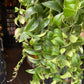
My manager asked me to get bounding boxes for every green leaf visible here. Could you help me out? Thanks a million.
[25,7,37,21]
[25,17,36,32]
[64,0,79,9]
[64,0,79,17]
[15,7,19,12]
[43,54,56,60]
[48,62,57,72]
[64,60,71,67]
[79,46,83,54]
[51,81,57,84]
[53,74,62,81]
[80,1,84,7]
[30,38,36,45]
[53,29,62,37]
[14,17,19,26]
[14,28,22,39]
[51,47,59,55]
[60,72,71,79]
[66,50,73,57]
[26,69,35,74]
[75,9,84,24]
[29,20,39,32]
[64,0,76,4]
[72,56,78,66]
[38,73,45,80]
[57,55,65,61]
[27,56,40,64]
[18,15,25,24]
[30,80,40,84]
[23,42,29,49]
[63,8,76,17]
[62,32,68,38]
[53,13,63,27]
[60,48,66,54]
[34,45,42,51]
[39,18,50,29]
[35,4,43,16]
[36,31,47,37]
[51,37,64,46]
[42,1,62,12]
[24,49,40,55]
[33,73,40,81]
[36,68,45,80]
[69,35,78,43]
[21,0,28,6]
[47,31,53,38]
[56,0,64,7]
[65,4,76,9]
[19,9,25,14]
[31,0,35,5]
[19,32,29,42]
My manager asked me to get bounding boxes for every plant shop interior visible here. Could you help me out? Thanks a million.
[1,0,84,84]
[0,0,32,84]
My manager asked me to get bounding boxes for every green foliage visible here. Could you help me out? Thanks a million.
[14,0,84,84]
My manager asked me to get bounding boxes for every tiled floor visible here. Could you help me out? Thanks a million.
[4,47,32,84]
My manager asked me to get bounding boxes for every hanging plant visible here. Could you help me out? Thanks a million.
[11,0,84,84]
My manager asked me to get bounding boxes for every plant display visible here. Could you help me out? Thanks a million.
[14,0,84,84]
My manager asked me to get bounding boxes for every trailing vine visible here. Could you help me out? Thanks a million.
[12,0,84,84]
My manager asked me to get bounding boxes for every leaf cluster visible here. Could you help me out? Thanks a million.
[14,0,84,84]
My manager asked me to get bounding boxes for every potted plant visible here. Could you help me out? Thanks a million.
[13,0,84,84]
